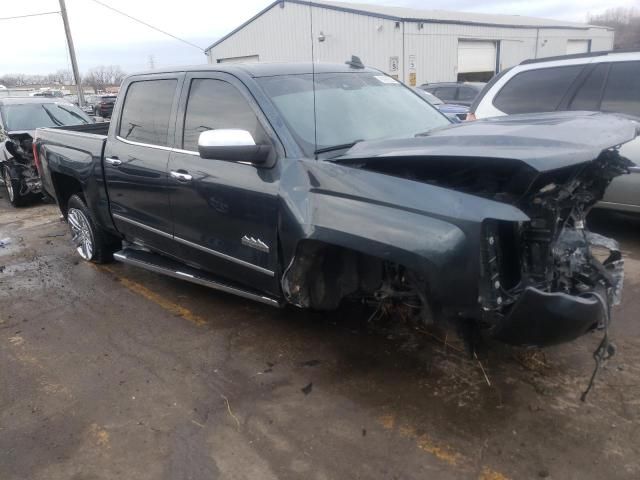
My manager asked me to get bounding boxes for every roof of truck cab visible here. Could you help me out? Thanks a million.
[127,62,382,79]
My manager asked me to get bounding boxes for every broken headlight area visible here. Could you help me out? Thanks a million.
[5,133,35,165]
[4,134,42,195]
[481,149,630,347]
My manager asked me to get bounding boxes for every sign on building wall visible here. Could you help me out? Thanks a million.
[408,55,416,71]
[389,56,399,73]
[408,55,417,86]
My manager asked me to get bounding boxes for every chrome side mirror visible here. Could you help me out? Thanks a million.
[198,129,271,164]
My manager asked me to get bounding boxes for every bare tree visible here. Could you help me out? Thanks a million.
[46,69,74,85]
[589,7,640,50]
[2,67,124,89]
[0,75,19,87]
[83,65,127,93]
[12,74,28,86]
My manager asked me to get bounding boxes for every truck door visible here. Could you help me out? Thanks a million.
[104,74,182,255]
[167,73,281,295]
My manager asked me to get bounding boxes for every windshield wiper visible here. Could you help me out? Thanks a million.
[314,140,362,155]
[57,105,90,124]
[41,106,64,127]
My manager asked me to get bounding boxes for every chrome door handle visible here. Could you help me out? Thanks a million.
[170,170,193,182]
[105,157,122,166]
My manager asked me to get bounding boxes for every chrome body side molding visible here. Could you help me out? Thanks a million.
[112,213,275,277]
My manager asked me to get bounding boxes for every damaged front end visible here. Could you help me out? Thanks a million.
[334,112,638,347]
[482,149,630,346]
[4,133,42,196]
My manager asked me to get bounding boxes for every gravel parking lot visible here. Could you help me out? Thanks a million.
[1,197,639,480]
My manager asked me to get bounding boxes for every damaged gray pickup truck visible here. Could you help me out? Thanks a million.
[34,63,639,348]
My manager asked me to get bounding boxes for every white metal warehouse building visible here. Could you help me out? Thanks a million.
[205,0,614,85]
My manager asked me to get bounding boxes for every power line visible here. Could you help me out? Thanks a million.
[87,0,205,52]
[0,11,60,21]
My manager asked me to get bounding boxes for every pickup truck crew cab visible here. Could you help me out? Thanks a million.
[34,63,638,347]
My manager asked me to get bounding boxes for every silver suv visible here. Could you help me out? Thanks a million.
[470,51,640,213]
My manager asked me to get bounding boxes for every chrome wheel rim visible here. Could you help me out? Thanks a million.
[68,208,94,260]
[3,169,14,203]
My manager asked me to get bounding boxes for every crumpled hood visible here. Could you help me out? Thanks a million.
[7,131,36,144]
[337,111,639,172]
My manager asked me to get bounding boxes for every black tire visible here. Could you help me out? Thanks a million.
[66,194,120,263]
[2,165,30,207]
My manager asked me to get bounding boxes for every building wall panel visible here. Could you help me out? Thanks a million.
[207,3,313,63]
[206,2,615,86]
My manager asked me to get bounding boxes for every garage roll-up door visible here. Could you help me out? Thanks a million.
[566,40,590,55]
[457,40,497,74]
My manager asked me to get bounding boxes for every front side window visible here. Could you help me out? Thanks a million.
[118,79,177,146]
[258,73,449,156]
[0,102,91,131]
[569,63,608,111]
[493,65,583,114]
[182,78,267,152]
[601,61,640,118]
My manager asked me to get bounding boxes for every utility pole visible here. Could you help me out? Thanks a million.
[59,0,85,106]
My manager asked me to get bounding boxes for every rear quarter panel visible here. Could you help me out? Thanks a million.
[37,128,115,232]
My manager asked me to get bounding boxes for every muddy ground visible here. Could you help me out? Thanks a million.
[1,196,639,480]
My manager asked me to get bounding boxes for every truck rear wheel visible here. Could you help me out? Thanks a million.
[67,194,119,263]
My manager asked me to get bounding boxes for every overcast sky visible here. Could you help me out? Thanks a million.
[1,0,638,76]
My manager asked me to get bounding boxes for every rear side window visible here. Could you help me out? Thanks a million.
[493,65,583,114]
[182,78,267,152]
[118,79,177,146]
[601,61,640,117]
[458,86,478,102]
[434,87,457,102]
[569,63,608,111]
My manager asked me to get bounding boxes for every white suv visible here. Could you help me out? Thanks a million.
[469,51,640,213]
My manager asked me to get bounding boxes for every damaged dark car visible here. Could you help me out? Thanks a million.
[34,63,638,348]
[0,97,93,206]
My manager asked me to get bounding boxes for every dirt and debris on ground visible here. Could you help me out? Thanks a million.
[1,198,639,480]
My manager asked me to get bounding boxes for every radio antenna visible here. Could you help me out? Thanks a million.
[309,2,319,158]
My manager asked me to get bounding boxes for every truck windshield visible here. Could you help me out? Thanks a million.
[257,72,450,157]
[0,102,91,131]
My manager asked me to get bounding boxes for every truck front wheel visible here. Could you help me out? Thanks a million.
[2,166,28,207]
[66,194,119,263]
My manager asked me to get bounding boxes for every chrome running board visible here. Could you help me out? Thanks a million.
[113,248,281,307]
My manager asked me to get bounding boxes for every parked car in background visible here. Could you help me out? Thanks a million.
[419,82,485,107]
[413,88,468,121]
[81,95,97,114]
[34,63,637,348]
[468,50,640,213]
[29,90,64,98]
[93,95,117,118]
[64,94,79,105]
[0,97,93,206]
